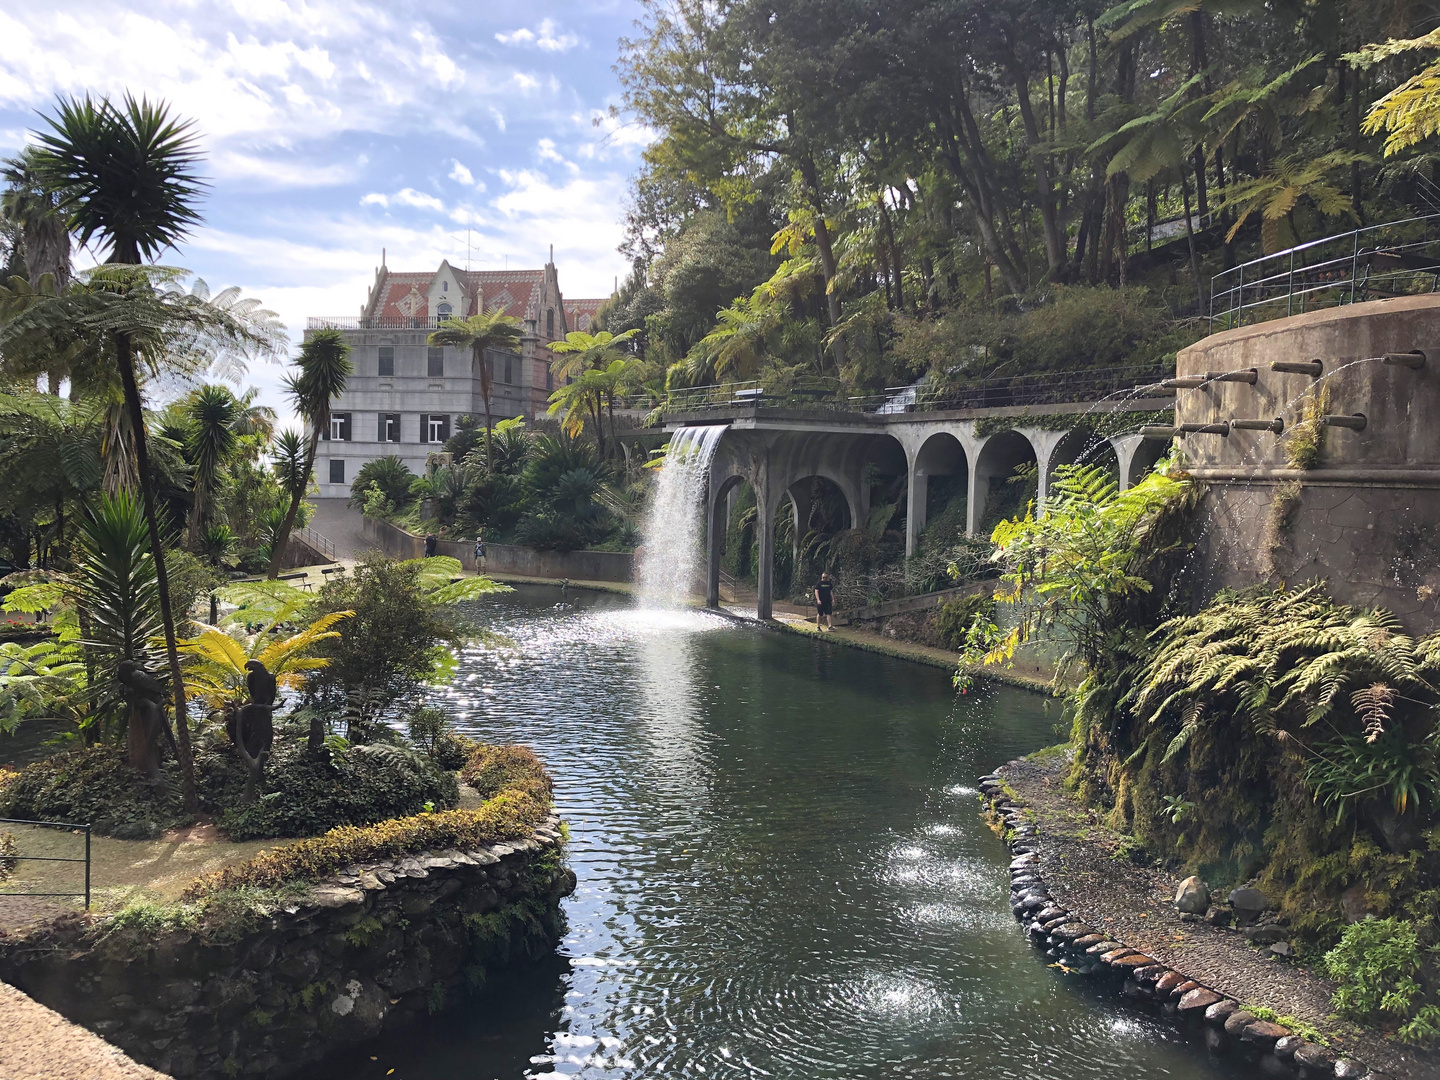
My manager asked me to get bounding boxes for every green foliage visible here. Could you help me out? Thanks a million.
[1323,918,1440,1043]
[1306,730,1440,823]
[344,917,382,948]
[5,745,187,837]
[201,735,459,840]
[407,705,475,770]
[426,980,447,1014]
[349,456,415,511]
[933,593,995,650]
[181,744,552,898]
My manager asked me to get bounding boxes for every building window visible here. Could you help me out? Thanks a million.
[546,308,554,338]
[437,302,452,321]
[441,280,448,293]
[329,413,351,441]
[378,413,400,442]
[378,346,394,377]
[428,347,444,378]
[329,459,345,484]
[421,414,450,444]
[546,365,553,391]
[504,356,513,384]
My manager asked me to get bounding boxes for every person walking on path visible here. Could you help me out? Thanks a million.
[474,533,487,572]
[814,571,835,631]
[424,533,437,558]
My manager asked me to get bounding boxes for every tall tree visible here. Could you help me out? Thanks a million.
[268,330,352,580]
[2,148,74,393]
[182,384,240,549]
[427,311,523,473]
[32,93,209,808]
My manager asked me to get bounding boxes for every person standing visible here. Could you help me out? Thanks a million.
[814,571,835,631]
[424,533,437,558]
[474,532,487,572]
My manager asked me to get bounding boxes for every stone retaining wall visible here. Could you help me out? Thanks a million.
[361,516,635,582]
[0,813,575,1080]
[977,771,1392,1080]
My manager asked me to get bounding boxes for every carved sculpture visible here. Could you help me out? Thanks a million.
[228,660,277,803]
[117,660,167,782]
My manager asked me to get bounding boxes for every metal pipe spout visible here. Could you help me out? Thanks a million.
[1161,376,1207,389]
[1140,425,1176,440]
[1319,413,1367,431]
[1206,368,1259,384]
[1177,422,1231,435]
[1271,360,1323,376]
[1229,417,1285,433]
[1383,351,1426,369]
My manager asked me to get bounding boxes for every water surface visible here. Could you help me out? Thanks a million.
[317,585,1250,1080]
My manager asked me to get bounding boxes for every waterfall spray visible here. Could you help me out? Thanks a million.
[636,426,726,607]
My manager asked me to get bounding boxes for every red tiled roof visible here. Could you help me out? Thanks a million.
[368,267,547,323]
[564,298,607,333]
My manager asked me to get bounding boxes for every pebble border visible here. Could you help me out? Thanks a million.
[977,770,1389,1080]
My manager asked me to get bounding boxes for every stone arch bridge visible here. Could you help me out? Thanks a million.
[658,395,1173,618]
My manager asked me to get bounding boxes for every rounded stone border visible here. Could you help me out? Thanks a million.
[978,773,1390,1080]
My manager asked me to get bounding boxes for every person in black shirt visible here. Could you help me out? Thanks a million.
[814,571,835,631]
[424,533,437,558]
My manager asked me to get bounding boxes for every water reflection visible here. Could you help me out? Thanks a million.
[315,586,1253,1080]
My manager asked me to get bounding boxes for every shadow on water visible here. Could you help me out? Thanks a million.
[312,584,1255,1080]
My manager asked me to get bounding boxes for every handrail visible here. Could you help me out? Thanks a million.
[0,816,91,909]
[1209,215,1440,331]
[654,365,1172,418]
[293,526,336,560]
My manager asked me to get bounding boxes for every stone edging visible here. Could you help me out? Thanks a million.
[977,773,1389,1080]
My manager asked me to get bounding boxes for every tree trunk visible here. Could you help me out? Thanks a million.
[1006,48,1067,279]
[1181,167,1204,312]
[114,330,197,811]
[477,346,495,473]
[268,428,320,579]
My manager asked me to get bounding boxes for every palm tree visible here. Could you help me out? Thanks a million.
[267,330,351,579]
[31,93,209,808]
[1,149,72,394]
[427,311,522,472]
[183,384,240,549]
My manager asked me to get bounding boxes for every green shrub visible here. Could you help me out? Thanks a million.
[406,706,475,769]
[1323,918,1440,1043]
[461,744,553,801]
[934,593,995,649]
[5,746,188,838]
[431,733,476,771]
[203,737,459,841]
[181,745,553,899]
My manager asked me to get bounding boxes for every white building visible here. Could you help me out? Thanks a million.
[305,253,607,498]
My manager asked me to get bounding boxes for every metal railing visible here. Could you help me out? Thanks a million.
[655,366,1172,419]
[1209,215,1440,331]
[0,817,91,909]
[293,526,336,561]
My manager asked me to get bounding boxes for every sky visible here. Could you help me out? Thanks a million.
[0,0,651,424]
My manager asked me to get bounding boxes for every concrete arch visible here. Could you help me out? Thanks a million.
[968,429,1041,535]
[1110,433,1169,490]
[905,431,969,555]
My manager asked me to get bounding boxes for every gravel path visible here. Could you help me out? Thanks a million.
[0,981,171,1080]
[1000,755,1437,1079]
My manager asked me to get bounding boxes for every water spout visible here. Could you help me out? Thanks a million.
[1271,360,1323,376]
[636,425,727,608]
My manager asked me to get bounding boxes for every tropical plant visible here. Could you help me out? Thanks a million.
[177,609,352,712]
[545,358,643,458]
[1323,918,1440,1044]
[349,455,416,510]
[427,311,523,471]
[1305,729,1440,823]
[29,93,247,810]
[268,330,351,579]
[0,148,71,392]
[0,635,88,734]
[1349,29,1440,157]
[959,460,1195,682]
[1217,151,1366,253]
[182,383,240,549]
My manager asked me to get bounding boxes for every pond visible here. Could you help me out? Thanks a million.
[315,584,1250,1080]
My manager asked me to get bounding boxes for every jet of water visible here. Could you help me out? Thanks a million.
[636,426,727,607]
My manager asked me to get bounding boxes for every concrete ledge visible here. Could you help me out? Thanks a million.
[0,981,172,1080]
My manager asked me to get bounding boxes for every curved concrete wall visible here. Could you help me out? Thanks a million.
[1174,294,1440,630]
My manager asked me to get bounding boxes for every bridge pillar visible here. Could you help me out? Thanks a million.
[705,483,725,608]
[905,455,926,556]
[788,480,812,569]
[755,459,777,620]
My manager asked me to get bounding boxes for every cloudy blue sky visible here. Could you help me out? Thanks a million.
[0,0,649,419]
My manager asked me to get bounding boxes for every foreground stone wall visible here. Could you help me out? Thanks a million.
[0,814,574,1080]
[1175,295,1440,632]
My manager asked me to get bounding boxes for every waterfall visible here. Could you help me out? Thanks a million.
[636,425,726,607]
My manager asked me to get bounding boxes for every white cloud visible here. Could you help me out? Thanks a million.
[211,150,356,188]
[448,160,476,186]
[537,138,564,164]
[490,107,507,132]
[495,19,579,53]
[511,72,540,92]
[362,188,445,212]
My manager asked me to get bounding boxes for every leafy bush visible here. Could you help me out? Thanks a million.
[1307,730,1440,824]
[934,593,996,649]
[4,746,187,838]
[350,455,416,510]
[181,744,553,899]
[461,744,554,802]
[200,736,459,840]
[407,705,476,770]
[1323,918,1440,1043]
